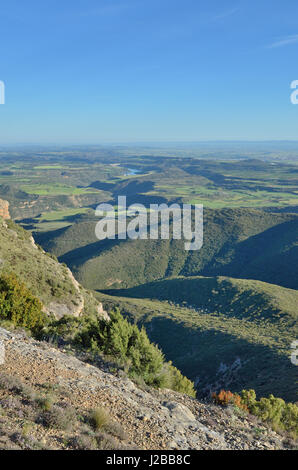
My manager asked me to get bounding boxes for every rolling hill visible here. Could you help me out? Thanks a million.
[34,208,298,290]
[96,276,298,402]
[104,275,298,323]
[23,205,298,402]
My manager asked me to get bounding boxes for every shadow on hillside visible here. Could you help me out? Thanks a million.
[59,238,127,266]
[33,224,70,246]
[102,275,294,324]
[207,218,298,289]
[126,314,297,402]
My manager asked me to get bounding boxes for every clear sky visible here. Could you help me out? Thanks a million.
[1,0,298,144]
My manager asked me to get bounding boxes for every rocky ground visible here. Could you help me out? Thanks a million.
[0,327,296,451]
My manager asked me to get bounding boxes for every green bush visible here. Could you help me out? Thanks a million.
[89,407,110,431]
[76,309,165,386]
[0,273,47,332]
[36,394,56,412]
[45,308,196,395]
[164,363,196,398]
[240,389,298,437]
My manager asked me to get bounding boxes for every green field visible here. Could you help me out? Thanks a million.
[30,208,92,232]
[33,165,65,170]
[151,170,298,208]
[38,207,91,221]
[20,183,102,196]
[0,153,296,227]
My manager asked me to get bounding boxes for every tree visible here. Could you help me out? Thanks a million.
[0,273,46,332]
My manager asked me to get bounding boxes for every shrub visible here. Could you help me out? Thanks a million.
[89,407,110,431]
[76,310,165,386]
[0,373,23,393]
[10,431,45,450]
[95,431,122,450]
[163,363,196,398]
[212,390,248,411]
[0,273,46,333]
[40,315,81,343]
[240,389,257,408]
[241,391,298,437]
[104,420,126,440]
[46,308,196,395]
[0,373,36,402]
[36,394,55,412]
[213,388,298,438]
[20,384,36,401]
[282,403,298,436]
[41,405,77,431]
[69,433,97,450]
[1,396,23,411]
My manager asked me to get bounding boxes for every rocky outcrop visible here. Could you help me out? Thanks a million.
[0,219,109,322]
[97,301,110,322]
[45,268,85,319]
[0,327,292,451]
[0,199,10,219]
[44,267,108,320]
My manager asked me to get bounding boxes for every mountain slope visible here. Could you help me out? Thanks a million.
[108,275,298,323]
[0,217,107,320]
[0,327,292,450]
[20,206,298,401]
[35,208,298,290]
[97,276,298,402]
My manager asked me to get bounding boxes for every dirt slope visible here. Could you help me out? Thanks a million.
[0,327,293,451]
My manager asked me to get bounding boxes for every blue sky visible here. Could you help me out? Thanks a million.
[1,0,298,143]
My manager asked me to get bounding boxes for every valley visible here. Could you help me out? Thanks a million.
[0,147,297,413]
[2,0,298,452]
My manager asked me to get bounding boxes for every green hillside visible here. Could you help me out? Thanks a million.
[96,276,298,402]
[0,218,102,319]
[18,195,298,403]
[0,216,196,398]
[35,208,298,290]
[105,275,298,323]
